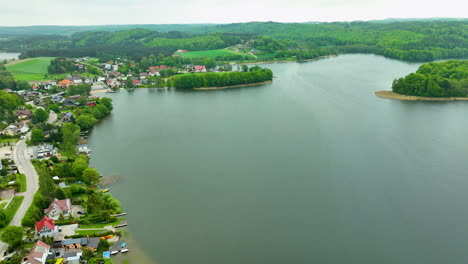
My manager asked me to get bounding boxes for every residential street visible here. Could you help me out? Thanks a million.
[0,110,56,259]
[10,135,39,226]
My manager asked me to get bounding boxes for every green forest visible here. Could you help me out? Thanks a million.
[1,20,466,63]
[392,60,468,97]
[0,90,24,124]
[170,66,273,89]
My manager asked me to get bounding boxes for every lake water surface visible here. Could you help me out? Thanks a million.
[89,54,468,264]
[0,52,20,60]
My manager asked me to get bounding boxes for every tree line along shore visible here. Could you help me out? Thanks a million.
[377,60,468,101]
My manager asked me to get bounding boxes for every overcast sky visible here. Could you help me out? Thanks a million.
[0,0,466,26]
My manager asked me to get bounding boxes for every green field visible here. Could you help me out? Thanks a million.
[179,49,255,59]
[6,57,55,81]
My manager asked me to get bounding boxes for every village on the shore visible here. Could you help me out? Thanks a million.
[0,58,132,264]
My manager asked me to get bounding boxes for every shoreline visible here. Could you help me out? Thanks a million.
[193,80,272,90]
[375,90,468,101]
[90,88,109,94]
[239,55,337,65]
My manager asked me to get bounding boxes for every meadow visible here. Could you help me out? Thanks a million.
[6,57,56,81]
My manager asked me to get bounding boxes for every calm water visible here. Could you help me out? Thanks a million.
[0,52,20,60]
[88,54,468,264]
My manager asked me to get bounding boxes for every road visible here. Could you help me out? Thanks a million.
[10,135,39,226]
[0,109,56,258]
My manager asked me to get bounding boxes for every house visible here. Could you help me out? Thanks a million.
[112,65,119,71]
[58,79,74,88]
[22,241,51,264]
[132,80,140,85]
[36,216,58,237]
[60,112,74,123]
[86,237,101,252]
[44,198,72,220]
[97,76,106,82]
[193,65,207,73]
[19,123,30,133]
[140,72,149,79]
[2,124,18,136]
[16,109,32,120]
[86,102,96,107]
[149,70,160,77]
[63,250,82,262]
[62,99,75,107]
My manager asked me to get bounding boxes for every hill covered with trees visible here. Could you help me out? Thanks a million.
[392,60,468,97]
[1,20,467,62]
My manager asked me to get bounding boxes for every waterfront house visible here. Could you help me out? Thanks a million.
[44,198,72,220]
[36,216,58,237]
[22,241,51,264]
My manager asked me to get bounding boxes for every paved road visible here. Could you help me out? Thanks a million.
[10,134,39,226]
[0,109,56,258]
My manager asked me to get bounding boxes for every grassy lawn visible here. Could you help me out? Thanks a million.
[4,196,24,224]
[0,138,19,144]
[179,49,255,59]
[5,57,96,82]
[16,174,27,192]
[76,229,108,235]
[6,57,56,81]
[79,219,123,229]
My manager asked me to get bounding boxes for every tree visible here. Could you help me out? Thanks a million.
[61,123,80,156]
[32,108,49,124]
[82,168,100,185]
[0,211,7,228]
[31,129,45,144]
[100,97,113,110]
[97,239,110,253]
[48,104,60,113]
[1,226,23,249]
[76,114,97,130]
[72,156,88,178]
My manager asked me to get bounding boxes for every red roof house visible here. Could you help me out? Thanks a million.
[23,240,50,264]
[35,216,56,236]
[193,65,207,73]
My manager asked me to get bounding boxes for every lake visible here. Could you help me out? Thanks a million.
[88,54,468,264]
[0,52,20,60]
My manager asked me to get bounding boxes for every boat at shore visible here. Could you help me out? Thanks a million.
[120,249,129,253]
[111,250,119,255]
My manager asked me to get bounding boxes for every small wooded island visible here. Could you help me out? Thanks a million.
[376,60,468,101]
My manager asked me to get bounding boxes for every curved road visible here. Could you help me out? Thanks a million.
[10,136,39,226]
[0,110,57,258]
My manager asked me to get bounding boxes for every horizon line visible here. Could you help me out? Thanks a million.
[1,17,467,27]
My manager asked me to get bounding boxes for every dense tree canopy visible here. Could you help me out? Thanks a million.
[2,21,466,62]
[170,67,273,89]
[392,60,468,97]
[48,57,80,74]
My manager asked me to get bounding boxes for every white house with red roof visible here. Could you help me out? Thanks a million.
[44,198,72,220]
[22,240,51,264]
[35,216,58,237]
[193,65,207,73]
